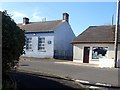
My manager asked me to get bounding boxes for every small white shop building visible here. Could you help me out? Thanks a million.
[72,26,120,68]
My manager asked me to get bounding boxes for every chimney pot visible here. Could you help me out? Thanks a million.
[23,17,29,25]
[63,13,69,22]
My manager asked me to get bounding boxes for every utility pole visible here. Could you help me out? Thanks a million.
[112,14,114,25]
[114,0,120,68]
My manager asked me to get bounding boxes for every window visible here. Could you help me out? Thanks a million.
[92,47,108,59]
[26,37,32,50]
[38,37,45,51]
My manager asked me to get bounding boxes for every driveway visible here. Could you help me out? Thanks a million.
[18,57,120,88]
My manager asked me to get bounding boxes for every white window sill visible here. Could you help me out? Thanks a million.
[38,50,46,52]
[26,49,33,51]
[91,59,99,61]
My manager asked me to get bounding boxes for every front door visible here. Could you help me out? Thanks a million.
[83,47,90,63]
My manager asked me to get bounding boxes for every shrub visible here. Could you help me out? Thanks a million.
[2,10,25,73]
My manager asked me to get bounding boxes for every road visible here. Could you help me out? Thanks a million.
[18,57,120,88]
[9,71,84,89]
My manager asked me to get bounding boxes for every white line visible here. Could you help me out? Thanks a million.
[75,80,90,83]
[89,86,101,89]
[95,83,112,87]
[75,79,113,87]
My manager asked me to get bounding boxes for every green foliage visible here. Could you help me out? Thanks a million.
[2,10,25,73]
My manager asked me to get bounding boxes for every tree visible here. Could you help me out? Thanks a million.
[2,10,25,73]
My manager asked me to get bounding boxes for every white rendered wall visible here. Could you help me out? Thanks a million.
[117,44,120,67]
[23,32,54,58]
[73,43,120,65]
[54,21,76,58]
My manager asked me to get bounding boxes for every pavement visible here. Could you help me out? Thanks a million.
[18,57,120,89]
[20,56,99,67]
[54,61,99,67]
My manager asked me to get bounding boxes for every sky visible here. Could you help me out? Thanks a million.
[0,2,117,36]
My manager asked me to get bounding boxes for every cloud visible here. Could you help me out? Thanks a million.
[31,11,44,22]
[11,11,28,23]
[12,11,44,23]
[4,9,45,23]
[12,11,27,18]
[0,8,3,12]
[0,3,3,11]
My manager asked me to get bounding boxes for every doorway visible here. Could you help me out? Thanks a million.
[83,47,90,63]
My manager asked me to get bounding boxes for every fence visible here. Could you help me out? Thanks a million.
[54,50,73,60]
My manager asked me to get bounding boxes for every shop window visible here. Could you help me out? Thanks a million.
[92,47,108,59]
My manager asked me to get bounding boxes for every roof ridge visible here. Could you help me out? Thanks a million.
[17,19,64,33]
[72,25,119,44]
[17,19,62,25]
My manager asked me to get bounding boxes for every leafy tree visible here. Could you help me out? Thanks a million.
[2,10,25,73]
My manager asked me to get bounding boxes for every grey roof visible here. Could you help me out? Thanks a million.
[72,25,120,44]
[18,20,63,33]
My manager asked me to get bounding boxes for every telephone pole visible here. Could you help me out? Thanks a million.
[114,0,120,68]
[112,14,114,25]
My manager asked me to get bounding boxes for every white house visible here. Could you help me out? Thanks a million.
[72,26,120,67]
[18,13,75,60]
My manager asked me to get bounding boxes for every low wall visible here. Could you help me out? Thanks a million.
[99,58,114,68]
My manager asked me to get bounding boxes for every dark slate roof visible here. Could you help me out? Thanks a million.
[17,20,63,32]
[72,25,120,44]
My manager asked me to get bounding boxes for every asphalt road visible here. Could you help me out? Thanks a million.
[19,57,120,88]
[9,71,84,89]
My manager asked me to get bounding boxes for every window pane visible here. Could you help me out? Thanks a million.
[38,37,45,50]
[92,47,108,59]
[26,37,32,50]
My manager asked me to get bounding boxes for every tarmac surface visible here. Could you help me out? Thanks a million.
[9,71,85,89]
[18,57,120,89]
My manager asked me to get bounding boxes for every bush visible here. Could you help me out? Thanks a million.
[2,10,25,73]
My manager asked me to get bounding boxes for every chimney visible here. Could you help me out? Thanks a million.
[23,17,29,25]
[42,18,46,22]
[63,13,69,22]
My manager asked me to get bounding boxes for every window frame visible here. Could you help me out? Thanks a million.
[92,47,108,60]
[25,37,32,50]
[38,37,46,51]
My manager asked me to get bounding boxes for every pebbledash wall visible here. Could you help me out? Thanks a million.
[73,43,120,65]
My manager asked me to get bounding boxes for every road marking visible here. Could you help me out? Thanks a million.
[95,83,112,87]
[75,80,89,84]
[75,79,115,88]
[89,86,101,89]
